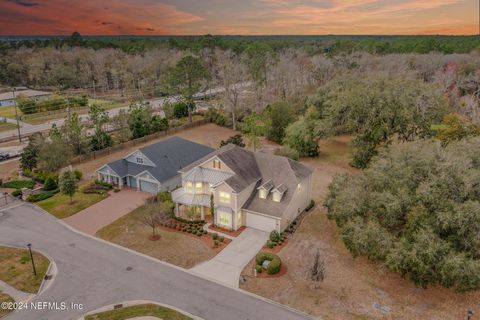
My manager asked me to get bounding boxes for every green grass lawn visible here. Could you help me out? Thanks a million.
[0,246,50,294]
[37,190,108,219]
[84,303,191,320]
[0,122,17,132]
[0,292,14,318]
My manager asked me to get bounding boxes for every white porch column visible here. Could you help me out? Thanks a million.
[175,203,179,217]
[232,211,237,231]
[200,206,205,220]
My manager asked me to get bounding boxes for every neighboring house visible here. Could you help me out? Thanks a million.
[172,144,313,233]
[0,89,52,107]
[95,137,214,194]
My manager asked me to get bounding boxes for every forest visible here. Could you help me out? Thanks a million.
[4,33,480,291]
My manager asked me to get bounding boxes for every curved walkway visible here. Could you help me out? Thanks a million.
[0,203,313,320]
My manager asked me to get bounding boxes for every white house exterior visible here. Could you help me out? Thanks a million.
[0,89,51,107]
[172,144,313,233]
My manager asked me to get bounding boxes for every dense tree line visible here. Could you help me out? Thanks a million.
[325,139,480,292]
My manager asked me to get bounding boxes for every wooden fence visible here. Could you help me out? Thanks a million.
[69,118,209,165]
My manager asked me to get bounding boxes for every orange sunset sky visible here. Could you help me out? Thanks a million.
[0,0,477,35]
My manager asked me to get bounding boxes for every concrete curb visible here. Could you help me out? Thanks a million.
[78,300,204,320]
[0,243,56,303]
[24,203,317,320]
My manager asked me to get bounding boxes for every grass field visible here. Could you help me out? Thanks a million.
[0,106,18,119]
[0,246,49,294]
[0,292,14,318]
[96,205,215,268]
[84,303,191,320]
[37,184,108,219]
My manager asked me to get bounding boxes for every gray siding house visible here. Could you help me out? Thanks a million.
[0,89,51,107]
[96,137,214,194]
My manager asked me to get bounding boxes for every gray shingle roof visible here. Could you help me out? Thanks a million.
[103,137,214,183]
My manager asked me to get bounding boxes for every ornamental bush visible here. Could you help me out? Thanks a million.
[255,252,282,275]
[43,177,57,191]
[2,179,35,189]
[27,190,54,202]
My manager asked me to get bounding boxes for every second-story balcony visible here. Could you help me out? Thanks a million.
[172,188,211,207]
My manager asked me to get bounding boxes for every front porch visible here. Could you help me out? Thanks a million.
[176,204,212,222]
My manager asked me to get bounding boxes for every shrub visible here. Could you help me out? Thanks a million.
[11,189,22,197]
[157,191,172,203]
[2,179,35,189]
[274,146,300,161]
[255,252,282,275]
[220,134,246,148]
[219,236,224,243]
[82,183,109,195]
[29,170,56,184]
[214,240,219,247]
[94,179,113,189]
[43,177,57,191]
[266,240,274,248]
[269,230,281,242]
[203,230,208,234]
[255,265,263,274]
[113,188,120,193]
[27,191,54,202]
[197,232,202,237]
[73,169,83,180]
[212,233,218,240]
[306,199,315,211]
[205,108,226,126]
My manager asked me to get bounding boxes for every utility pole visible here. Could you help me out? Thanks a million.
[12,87,22,142]
[27,243,37,276]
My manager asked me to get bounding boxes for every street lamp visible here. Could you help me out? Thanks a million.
[27,243,37,276]
[468,308,474,320]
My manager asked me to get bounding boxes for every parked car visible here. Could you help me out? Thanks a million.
[0,152,10,161]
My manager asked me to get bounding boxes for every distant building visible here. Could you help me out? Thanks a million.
[0,89,52,107]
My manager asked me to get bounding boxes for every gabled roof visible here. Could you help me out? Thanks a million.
[98,137,214,183]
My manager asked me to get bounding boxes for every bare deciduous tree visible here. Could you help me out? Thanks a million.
[307,250,326,284]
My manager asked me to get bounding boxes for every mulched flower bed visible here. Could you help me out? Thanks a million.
[262,239,289,253]
[158,220,231,254]
[256,263,288,278]
[208,225,246,237]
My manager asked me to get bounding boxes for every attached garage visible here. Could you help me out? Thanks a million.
[245,211,278,232]
[139,179,158,193]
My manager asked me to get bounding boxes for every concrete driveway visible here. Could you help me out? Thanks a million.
[0,204,312,320]
[64,189,151,235]
[191,228,269,288]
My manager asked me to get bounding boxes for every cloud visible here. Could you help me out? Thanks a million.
[10,0,39,7]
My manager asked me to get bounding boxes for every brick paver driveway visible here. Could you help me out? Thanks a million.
[64,189,151,235]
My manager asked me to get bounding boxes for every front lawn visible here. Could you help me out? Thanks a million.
[0,106,19,119]
[0,292,14,318]
[37,188,108,219]
[0,246,49,294]
[96,205,215,268]
[84,303,191,320]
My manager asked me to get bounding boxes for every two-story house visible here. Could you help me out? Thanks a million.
[172,144,313,233]
[95,137,214,193]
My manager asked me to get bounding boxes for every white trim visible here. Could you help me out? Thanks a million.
[242,208,282,221]
[95,164,121,177]
[123,149,156,167]
[134,170,161,184]
[180,155,234,174]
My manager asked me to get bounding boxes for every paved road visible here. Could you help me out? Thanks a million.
[0,204,313,320]
[191,228,268,288]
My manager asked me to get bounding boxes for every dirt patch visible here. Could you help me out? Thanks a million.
[240,135,480,320]
[262,239,288,254]
[0,159,19,181]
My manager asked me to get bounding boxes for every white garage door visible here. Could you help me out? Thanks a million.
[139,180,158,194]
[246,212,277,232]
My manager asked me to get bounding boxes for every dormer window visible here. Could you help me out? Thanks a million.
[136,157,144,164]
[272,191,282,202]
[213,159,221,169]
[272,183,287,202]
[259,189,267,199]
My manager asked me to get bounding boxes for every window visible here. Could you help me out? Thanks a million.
[195,182,203,193]
[259,189,267,199]
[213,159,221,169]
[219,191,231,204]
[136,157,144,164]
[272,191,282,202]
[218,211,231,227]
[185,182,193,193]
